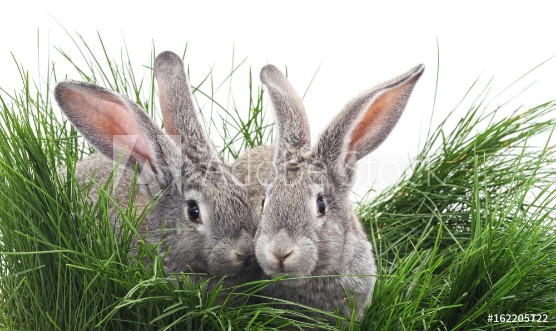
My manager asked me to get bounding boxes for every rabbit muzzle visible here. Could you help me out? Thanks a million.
[255,229,318,280]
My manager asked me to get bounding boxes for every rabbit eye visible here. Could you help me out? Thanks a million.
[187,201,201,224]
[316,195,326,215]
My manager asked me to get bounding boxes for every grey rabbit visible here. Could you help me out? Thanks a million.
[55,51,260,287]
[233,63,424,319]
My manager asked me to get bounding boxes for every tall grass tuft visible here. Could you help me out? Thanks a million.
[359,78,556,329]
[1,34,555,330]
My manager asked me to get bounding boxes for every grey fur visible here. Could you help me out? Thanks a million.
[232,145,274,222]
[55,51,260,287]
[233,64,424,319]
[260,65,311,162]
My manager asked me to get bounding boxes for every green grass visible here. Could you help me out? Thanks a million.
[1,33,555,330]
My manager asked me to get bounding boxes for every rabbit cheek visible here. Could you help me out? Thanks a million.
[164,237,207,273]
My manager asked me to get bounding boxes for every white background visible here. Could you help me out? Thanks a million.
[1,1,555,197]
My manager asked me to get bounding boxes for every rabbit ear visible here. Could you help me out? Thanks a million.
[316,64,424,176]
[55,81,180,190]
[154,51,219,163]
[260,65,310,163]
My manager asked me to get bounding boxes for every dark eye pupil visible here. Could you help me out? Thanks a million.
[317,196,326,214]
[187,202,201,223]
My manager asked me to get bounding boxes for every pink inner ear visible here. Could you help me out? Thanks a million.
[348,79,413,155]
[68,89,154,165]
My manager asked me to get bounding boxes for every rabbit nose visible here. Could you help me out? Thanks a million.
[231,249,254,266]
[232,250,245,261]
[272,249,294,269]
[231,249,247,262]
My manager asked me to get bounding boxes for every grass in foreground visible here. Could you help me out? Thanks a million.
[0,34,555,330]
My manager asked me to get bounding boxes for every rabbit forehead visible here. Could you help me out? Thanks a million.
[262,152,356,233]
[266,157,332,195]
[263,167,330,232]
[182,171,256,237]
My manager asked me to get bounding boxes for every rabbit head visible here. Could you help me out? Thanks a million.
[255,64,424,281]
[55,51,258,279]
